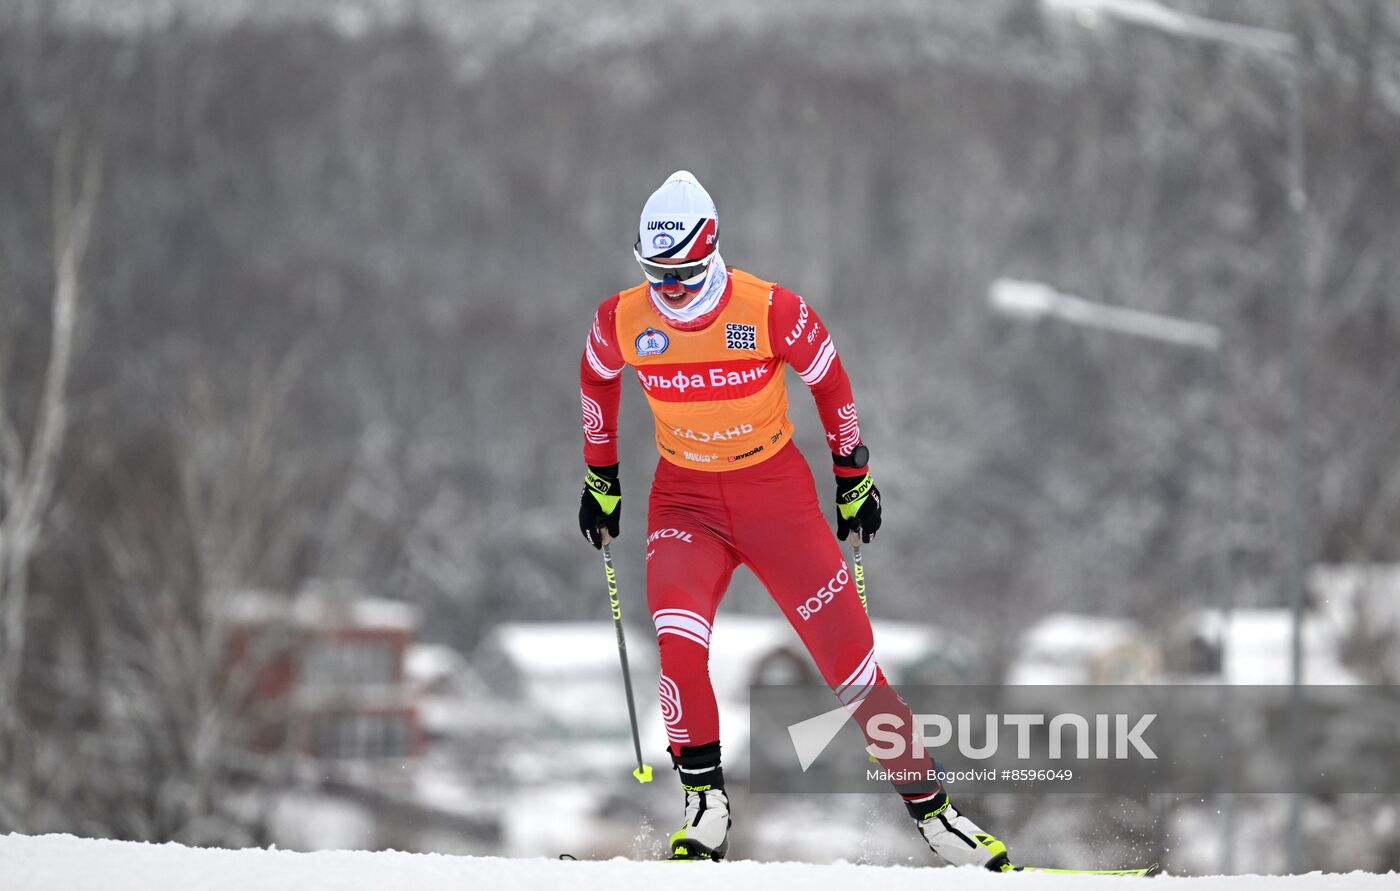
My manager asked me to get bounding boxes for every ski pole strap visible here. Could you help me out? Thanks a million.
[852,544,867,613]
[837,474,876,520]
[584,468,621,515]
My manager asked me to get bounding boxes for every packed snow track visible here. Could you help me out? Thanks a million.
[2,833,1394,890]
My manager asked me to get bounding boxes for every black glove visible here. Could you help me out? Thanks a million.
[835,472,881,543]
[579,464,621,549]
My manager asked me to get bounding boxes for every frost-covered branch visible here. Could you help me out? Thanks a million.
[0,129,102,719]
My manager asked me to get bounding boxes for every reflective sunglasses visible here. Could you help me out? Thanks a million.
[634,243,714,291]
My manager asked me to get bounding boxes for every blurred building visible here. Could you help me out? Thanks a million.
[1161,562,1392,684]
[221,583,506,854]
[221,582,423,762]
[1311,563,1400,683]
[1005,612,1164,685]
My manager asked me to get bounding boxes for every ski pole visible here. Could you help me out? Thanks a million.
[852,542,868,613]
[850,515,868,613]
[601,541,653,784]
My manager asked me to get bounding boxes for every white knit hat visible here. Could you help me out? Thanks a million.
[636,170,719,261]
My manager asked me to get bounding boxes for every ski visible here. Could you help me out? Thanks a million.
[557,857,711,862]
[559,854,1158,875]
[558,854,712,864]
[1003,863,1159,877]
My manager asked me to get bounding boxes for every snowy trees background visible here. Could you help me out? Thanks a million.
[0,0,1397,860]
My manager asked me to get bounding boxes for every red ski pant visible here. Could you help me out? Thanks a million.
[646,442,940,798]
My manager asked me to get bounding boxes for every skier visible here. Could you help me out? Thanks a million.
[577,170,1010,867]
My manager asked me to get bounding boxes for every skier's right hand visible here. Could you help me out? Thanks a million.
[579,465,621,549]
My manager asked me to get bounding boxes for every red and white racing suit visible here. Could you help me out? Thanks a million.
[580,267,939,801]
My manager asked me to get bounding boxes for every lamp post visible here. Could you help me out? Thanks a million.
[987,279,1230,645]
[986,280,1229,652]
[989,276,1235,875]
[1038,0,1310,873]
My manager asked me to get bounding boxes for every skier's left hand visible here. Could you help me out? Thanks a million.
[835,472,881,543]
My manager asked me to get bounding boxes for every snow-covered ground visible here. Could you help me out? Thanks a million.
[2,834,1395,891]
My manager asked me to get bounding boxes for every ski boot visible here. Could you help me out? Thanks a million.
[668,784,731,861]
[667,742,730,861]
[908,792,1010,871]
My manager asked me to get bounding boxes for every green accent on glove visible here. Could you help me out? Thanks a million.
[585,469,621,515]
[837,474,875,520]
